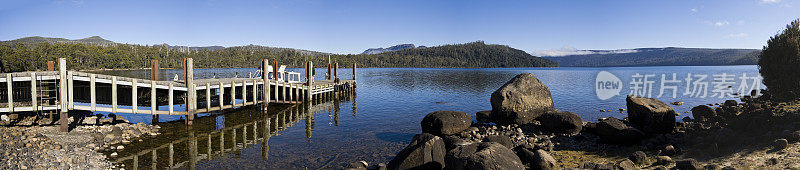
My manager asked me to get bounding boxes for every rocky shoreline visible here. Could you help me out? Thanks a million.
[0,114,160,169]
[343,73,800,170]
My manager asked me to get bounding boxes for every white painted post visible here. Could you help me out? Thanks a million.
[132,79,137,114]
[68,71,74,110]
[90,74,96,112]
[150,81,156,115]
[231,80,236,106]
[242,81,247,105]
[168,82,173,115]
[111,76,117,113]
[252,80,257,104]
[31,72,36,111]
[219,82,224,108]
[6,74,12,112]
[206,83,211,111]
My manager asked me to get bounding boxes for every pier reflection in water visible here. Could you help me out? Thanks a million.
[106,89,356,169]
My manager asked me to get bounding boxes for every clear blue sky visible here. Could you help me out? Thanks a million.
[1,0,799,54]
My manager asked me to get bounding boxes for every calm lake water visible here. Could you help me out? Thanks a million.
[96,65,761,169]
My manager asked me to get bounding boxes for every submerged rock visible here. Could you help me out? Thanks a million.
[421,111,473,136]
[388,133,446,170]
[626,95,676,134]
[490,73,555,125]
[536,111,582,135]
[476,111,492,123]
[445,142,525,170]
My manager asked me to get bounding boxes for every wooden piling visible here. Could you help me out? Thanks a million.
[334,62,338,80]
[151,60,159,121]
[273,61,278,102]
[184,58,195,125]
[306,61,313,101]
[58,58,68,132]
[261,59,269,106]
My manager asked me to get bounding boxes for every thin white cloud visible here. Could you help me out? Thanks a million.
[727,33,749,38]
[761,0,781,4]
[690,8,698,12]
[532,46,639,57]
[714,21,730,26]
[737,20,745,25]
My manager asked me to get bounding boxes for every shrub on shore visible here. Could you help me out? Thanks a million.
[758,19,800,101]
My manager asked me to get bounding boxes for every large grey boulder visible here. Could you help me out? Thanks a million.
[421,111,473,136]
[594,117,645,145]
[626,95,676,134]
[445,142,525,170]
[490,73,555,125]
[537,111,583,135]
[388,133,447,170]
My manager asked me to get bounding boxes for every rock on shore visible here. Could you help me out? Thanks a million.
[387,133,446,170]
[421,111,473,136]
[0,122,159,169]
[626,95,676,134]
[490,73,555,125]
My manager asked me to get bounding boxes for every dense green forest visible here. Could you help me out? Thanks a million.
[543,47,760,67]
[0,37,557,72]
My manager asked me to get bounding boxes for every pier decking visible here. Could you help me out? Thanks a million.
[0,58,356,132]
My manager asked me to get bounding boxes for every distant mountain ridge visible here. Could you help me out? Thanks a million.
[3,36,116,46]
[543,47,760,67]
[361,44,422,54]
[1,36,327,55]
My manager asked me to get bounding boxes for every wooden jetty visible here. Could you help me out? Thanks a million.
[110,92,355,169]
[0,58,356,132]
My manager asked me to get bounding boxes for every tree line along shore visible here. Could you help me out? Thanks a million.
[0,40,557,73]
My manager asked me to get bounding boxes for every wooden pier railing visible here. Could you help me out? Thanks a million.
[0,58,357,132]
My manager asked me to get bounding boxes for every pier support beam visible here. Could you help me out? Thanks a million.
[306,61,313,101]
[184,58,195,125]
[261,59,269,108]
[151,60,159,122]
[273,61,279,102]
[353,63,357,81]
[58,58,68,132]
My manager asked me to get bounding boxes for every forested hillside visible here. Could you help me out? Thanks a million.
[339,41,557,68]
[0,37,557,72]
[543,47,760,67]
